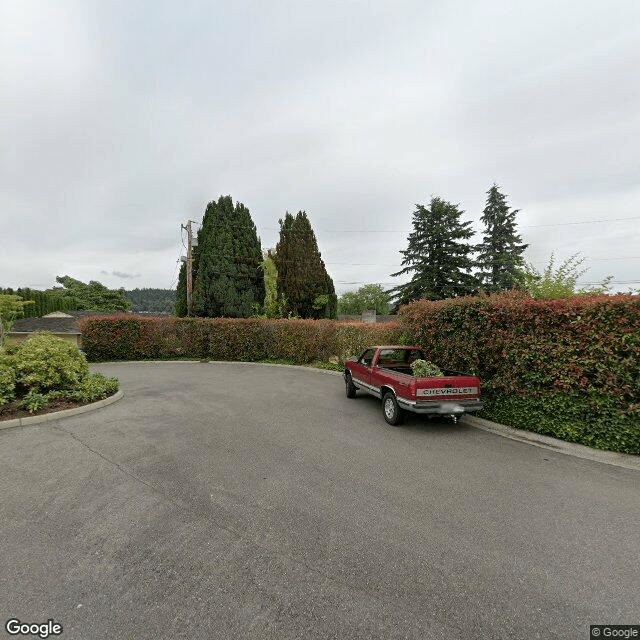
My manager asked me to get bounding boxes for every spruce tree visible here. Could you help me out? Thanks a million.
[191,195,265,318]
[273,211,337,319]
[390,197,478,305]
[475,184,528,292]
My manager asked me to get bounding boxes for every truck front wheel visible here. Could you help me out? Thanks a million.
[382,392,404,426]
[345,374,357,398]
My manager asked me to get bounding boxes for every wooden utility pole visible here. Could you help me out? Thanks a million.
[181,221,194,315]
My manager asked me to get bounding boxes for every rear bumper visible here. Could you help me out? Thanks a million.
[344,372,483,415]
[397,398,484,415]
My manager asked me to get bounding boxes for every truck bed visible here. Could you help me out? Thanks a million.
[378,365,467,377]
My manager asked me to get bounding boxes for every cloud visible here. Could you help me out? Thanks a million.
[1,0,639,295]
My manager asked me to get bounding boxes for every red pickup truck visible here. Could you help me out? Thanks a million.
[344,345,483,425]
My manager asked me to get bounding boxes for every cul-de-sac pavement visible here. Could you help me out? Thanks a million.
[1,362,638,640]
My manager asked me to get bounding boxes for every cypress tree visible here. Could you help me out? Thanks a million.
[191,195,264,318]
[390,197,478,305]
[475,184,528,292]
[273,211,337,319]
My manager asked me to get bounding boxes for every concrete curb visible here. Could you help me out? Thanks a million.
[461,413,640,471]
[0,390,124,431]
[206,361,345,376]
[93,359,345,376]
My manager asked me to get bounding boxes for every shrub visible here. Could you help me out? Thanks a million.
[68,373,119,403]
[19,390,49,413]
[10,332,89,393]
[0,360,16,406]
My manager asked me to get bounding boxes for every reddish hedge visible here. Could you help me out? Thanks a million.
[78,316,402,365]
[397,291,640,453]
[78,296,640,453]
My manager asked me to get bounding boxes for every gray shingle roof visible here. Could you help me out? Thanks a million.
[8,316,82,334]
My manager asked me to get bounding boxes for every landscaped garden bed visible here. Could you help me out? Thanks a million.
[0,332,119,421]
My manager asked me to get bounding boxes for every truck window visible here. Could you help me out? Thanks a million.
[359,349,376,366]
[377,348,425,367]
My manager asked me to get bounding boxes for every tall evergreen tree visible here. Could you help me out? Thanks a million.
[390,197,478,305]
[475,184,528,292]
[273,211,337,319]
[191,195,265,318]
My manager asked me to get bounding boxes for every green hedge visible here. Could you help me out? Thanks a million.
[78,298,640,454]
[78,316,402,365]
[397,291,640,454]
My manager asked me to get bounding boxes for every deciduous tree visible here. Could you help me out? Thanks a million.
[51,276,130,312]
[519,252,613,299]
[337,284,391,315]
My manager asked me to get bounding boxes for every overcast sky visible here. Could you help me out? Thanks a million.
[1,0,639,296]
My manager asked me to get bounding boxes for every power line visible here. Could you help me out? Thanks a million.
[177,250,637,270]
[588,256,640,261]
[260,215,640,234]
[522,216,640,228]
[577,280,640,285]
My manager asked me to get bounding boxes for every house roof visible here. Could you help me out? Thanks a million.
[8,316,82,334]
[8,310,130,335]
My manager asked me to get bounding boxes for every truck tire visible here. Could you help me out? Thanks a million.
[382,392,404,426]
[345,374,357,398]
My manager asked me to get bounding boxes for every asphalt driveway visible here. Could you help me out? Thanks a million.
[1,362,638,640]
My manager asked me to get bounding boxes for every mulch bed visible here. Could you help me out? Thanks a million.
[0,392,116,422]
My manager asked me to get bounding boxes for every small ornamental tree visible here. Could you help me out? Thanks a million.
[390,197,478,305]
[475,184,528,292]
[261,250,285,318]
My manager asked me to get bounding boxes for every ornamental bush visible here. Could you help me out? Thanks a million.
[0,361,16,406]
[68,373,119,403]
[0,333,119,414]
[8,332,89,393]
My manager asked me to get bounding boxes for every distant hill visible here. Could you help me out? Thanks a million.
[123,288,176,313]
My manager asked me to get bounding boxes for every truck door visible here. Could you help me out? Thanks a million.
[353,348,376,387]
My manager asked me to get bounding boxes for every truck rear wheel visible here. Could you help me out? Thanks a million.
[345,374,357,398]
[382,392,404,426]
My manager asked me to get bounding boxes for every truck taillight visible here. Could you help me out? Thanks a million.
[408,379,416,396]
